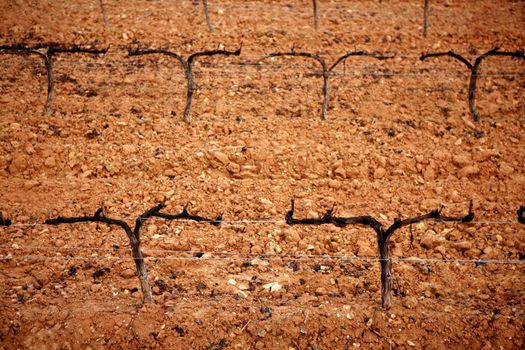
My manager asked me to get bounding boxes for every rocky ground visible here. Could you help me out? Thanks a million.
[0,0,524,349]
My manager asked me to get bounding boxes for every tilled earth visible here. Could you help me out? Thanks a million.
[0,0,524,349]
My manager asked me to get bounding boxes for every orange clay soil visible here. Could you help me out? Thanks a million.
[0,0,524,349]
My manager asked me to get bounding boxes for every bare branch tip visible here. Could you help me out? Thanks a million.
[518,206,525,224]
[0,214,12,226]
[94,207,104,218]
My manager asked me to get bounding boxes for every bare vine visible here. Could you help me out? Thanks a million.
[45,206,157,302]
[4,201,524,307]
[202,0,215,32]
[286,199,473,308]
[0,43,107,116]
[42,202,221,302]
[128,45,241,123]
[312,0,319,30]
[98,0,108,33]
[420,48,525,121]
[268,51,393,120]
[423,0,429,37]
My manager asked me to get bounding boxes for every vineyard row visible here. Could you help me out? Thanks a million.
[1,43,523,121]
[1,201,524,308]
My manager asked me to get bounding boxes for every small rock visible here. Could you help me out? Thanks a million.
[454,241,473,252]
[251,258,269,267]
[307,211,318,218]
[80,169,92,178]
[479,294,490,300]
[228,279,237,285]
[286,230,301,243]
[423,165,435,180]
[212,151,229,164]
[334,167,346,178]
[8,152,28,173]
[434,245,446,255]
[269,242,282,254]
[227,162,240,173]
[238,283,250,290]
[373,167,386,179]
[443,228,461,241]
[122,144,136,155]
[237,290,249,298]
[91,283,102,292]
[260,198,273,206]
[473,149,497,162]
[407,340,416,347]
[262,282,282,292]
[403,296,418,309]
[164,169,178,177]
[331,159,343,170]
[415,222,426,230]
[315,287,327,295]
[31,271,49,288]
[328,179,341,189]
[392,243,403,256]
[465,248,482,258]
[465,227,476,236]
[147,224,158,235]
[459,165,480,178]
[452,154,471,167]
[357,240,375,256]
[499,163,514,176]
[120,268,136,279]
[23,180,40,189]
[44,156,56,168]
[201,252,213,259]
[420,230,444,249]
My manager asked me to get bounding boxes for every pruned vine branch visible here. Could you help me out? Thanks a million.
[268,51,393,120]
[286,199,473,308]
[127,48,186,66]
[128,45,241,123]
[0,43,107,116]
[420,48,525,121]
[147,203,222,226]
[329,51,394,71]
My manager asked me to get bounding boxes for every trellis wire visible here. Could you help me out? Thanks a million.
[0,242,523,264]
[0,253,523,265]
[4,60,524,78]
